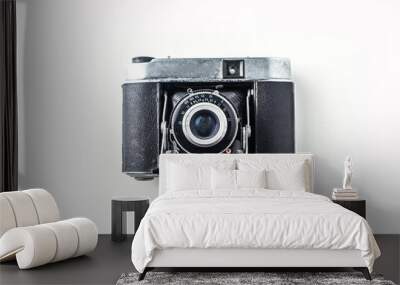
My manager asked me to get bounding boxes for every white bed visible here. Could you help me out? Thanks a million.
[131,154,380,280]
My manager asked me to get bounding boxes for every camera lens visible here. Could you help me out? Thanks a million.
[171,90,239,153]
[189,110,220,139]
[182,102,227,147]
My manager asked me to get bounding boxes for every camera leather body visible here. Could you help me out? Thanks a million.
[122,82,160,177]
[122,57,294,180]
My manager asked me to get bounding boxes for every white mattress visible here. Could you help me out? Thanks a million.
[131,190,380,273]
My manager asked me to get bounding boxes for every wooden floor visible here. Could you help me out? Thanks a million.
[0,235,398,285]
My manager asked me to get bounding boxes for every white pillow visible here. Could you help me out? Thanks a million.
[266,162,306,191]
[236,169,267,189]
[166,162,211,191]
[165,159,235,192]
[238,159,308,191]
[211,168,267,190]
[211,168,236,190]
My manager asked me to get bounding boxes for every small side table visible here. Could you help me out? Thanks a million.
[111,197,149,242]
[333,199,366,219]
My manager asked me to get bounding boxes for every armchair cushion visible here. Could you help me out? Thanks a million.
[0,189,97,269]
[0,196,16,237]
[0,218,98,269]
[0,189,60,236]
[24,188,60,224]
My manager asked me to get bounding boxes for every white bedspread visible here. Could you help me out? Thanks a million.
[131,190,380,272]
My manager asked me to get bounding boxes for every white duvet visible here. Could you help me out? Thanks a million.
[131,190,380,273]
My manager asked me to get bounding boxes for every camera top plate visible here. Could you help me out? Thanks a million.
[125,57,291,83]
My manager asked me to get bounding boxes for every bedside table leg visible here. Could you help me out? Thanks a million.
[112,201,126,242]
[134,201,149,235]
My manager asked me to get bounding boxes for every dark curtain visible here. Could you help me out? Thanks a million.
[0,0,18,192]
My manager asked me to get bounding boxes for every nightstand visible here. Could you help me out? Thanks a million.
[111,197,150,242]
[332,199,366,219]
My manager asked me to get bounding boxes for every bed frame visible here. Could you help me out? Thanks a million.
[139,248,371,280]
[138,154,372,281]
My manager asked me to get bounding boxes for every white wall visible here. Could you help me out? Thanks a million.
[17,0,400,233]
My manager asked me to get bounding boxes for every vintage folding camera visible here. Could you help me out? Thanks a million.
[122,57,295,180]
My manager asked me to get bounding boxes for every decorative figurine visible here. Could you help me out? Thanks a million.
[342,156,353,190]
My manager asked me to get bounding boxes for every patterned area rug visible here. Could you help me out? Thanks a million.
[116,272,396,285]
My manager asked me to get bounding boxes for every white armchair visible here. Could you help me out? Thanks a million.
[0,189,98,269]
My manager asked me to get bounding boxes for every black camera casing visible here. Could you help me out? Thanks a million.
[122,57,295,180]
